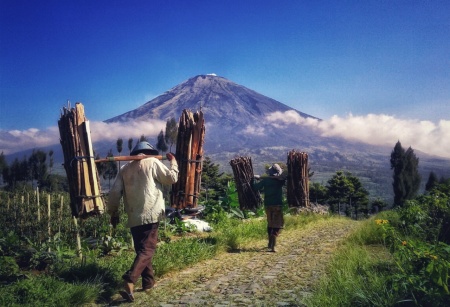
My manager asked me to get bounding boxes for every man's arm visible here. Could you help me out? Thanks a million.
[153,153,179,185]
[252,177,264,191]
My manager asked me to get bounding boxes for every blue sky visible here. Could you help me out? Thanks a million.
[1,1,449,157]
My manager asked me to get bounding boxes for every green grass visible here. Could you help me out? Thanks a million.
[153,237,219,276]
[302,213,405,307]
[0,275,103,307]
[346,211,399,246]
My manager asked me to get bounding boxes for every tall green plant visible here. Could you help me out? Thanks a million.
[390,141,421,207]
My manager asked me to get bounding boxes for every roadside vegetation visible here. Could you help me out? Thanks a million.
[304,180,450,306]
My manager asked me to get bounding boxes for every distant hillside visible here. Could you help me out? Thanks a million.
[5,74,450,202]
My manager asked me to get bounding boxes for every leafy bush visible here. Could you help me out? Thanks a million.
[376,217,450,305]
[0,256,21,282]
[398,186,450,243]
[391,239,450,305]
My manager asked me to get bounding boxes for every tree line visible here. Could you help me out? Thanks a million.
[307,140,448,218]
[0,118,179,192]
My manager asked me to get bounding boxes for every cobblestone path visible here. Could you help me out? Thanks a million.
[111,218,358,306]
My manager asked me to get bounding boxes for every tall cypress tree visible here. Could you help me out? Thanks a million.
[0,152,6,183]
[156,130,168,154]
[391,141,406,206]
[127,138,133,155]
[390,141,421,207]
[404,146,421,199]
[165,117,178,152]
[425,171,439,191]
[116,138,123,156]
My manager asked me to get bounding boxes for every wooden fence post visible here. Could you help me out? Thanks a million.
[37,187,41,222]
[48,194,51,252]
[73,216,83,259]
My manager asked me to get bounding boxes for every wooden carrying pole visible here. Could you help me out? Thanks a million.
[230,156,262,211]
[286,150,310,208]
[95,155,163,163]
[58,102,104,218]
[171,109,205,209]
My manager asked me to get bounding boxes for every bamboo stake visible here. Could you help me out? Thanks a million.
[48,194,51,252]
[59,195,63,237]
[73,216,83,259]
[37,187,40,222]
[60,195,64,221]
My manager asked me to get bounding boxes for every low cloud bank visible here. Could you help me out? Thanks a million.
[2,113,449,160]
[0,120,165,155]
[265,110,450,159]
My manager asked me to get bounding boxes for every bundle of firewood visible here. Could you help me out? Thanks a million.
[58,102,104,218]
[230,156,262,211]
[286,150,310,208]
[171,109,205,209]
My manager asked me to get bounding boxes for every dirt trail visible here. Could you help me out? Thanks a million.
[111,218,358,306]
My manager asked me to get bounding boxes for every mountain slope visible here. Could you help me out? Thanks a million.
[105,74,340,163]
[106,74,316,127]
[102,74,450,202]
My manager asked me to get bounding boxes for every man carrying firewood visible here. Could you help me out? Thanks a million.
[107,141,178,302]
[252,163,286,252]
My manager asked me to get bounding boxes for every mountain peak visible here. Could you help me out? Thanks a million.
[106,75,313,126]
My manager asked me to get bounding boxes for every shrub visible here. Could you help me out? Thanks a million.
[376,217,450,305]
[398,187,450,244]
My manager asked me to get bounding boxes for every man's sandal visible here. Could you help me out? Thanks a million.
[119,290,135,302]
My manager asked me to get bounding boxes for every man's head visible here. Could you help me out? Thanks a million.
[130,141,159,156]
[267,163,282,176]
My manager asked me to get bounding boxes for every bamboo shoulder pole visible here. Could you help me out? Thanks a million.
[95,155,164,163]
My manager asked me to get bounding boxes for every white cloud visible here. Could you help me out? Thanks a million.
[89,120,165,142]
[0,120,165,155]
[0,127,60,155]
[2,113,449,160]
[243,125,266,136]
[266,111,450,159]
